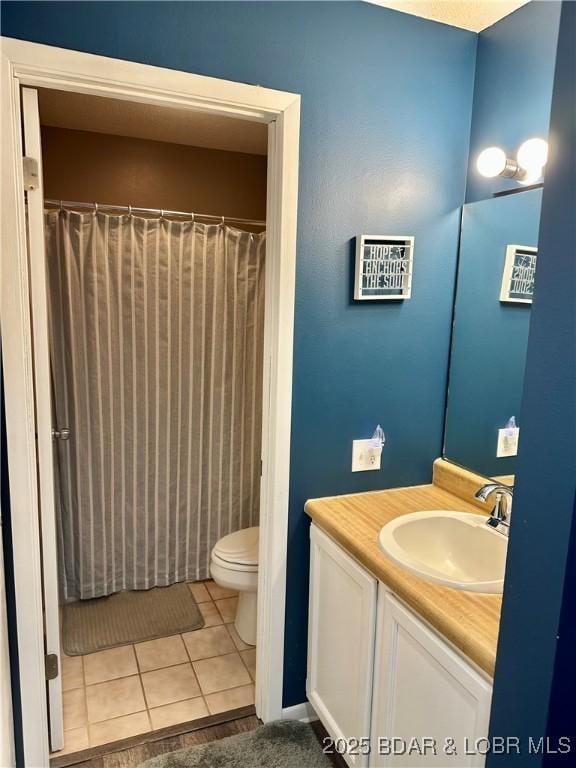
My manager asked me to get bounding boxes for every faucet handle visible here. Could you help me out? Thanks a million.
[491,491,511,524]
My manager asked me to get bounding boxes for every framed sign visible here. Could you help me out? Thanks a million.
[500,244,537,304]
[354,235,414,300]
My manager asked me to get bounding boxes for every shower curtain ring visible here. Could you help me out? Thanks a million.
[161,209,165,218]
[94,202,98,214]
[128,205,132,216]
[221,216,225,227]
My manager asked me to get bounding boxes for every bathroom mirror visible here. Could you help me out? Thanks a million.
[443,188,543,481]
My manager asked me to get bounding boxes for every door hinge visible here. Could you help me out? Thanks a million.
[52,427,71,441]
[23,156,39,191]
[45,653,59,681]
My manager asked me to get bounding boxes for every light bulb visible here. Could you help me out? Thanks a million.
[518,167,544,186]
[517,138,548,172]
[476,147,507,178]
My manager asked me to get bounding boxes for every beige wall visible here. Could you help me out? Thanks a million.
[41,126,267,222]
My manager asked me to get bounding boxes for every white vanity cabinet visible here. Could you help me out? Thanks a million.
[307,524,377,768]
[307,523,493,768]
[370,590,492,767]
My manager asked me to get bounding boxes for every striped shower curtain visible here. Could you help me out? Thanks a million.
[45,210,265,600]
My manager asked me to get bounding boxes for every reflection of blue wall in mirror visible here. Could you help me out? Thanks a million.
[465,1,561,203]
[444,188,543,477]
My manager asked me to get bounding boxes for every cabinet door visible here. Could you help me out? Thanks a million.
[307,524,377,768]
[370,591,492,768]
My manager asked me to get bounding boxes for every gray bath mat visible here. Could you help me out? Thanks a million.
[139,720,332,768]
[62,583,204,655]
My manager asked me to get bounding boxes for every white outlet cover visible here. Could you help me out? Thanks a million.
[497,427,519,458]
[352,439,382,472]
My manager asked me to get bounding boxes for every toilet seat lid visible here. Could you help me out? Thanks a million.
[212,526,259,566]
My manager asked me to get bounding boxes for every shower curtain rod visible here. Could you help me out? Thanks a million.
[44,199,266,227]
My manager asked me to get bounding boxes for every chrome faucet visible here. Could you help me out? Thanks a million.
[474,483,513,536]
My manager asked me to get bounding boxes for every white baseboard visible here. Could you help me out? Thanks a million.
[281,701,318,723]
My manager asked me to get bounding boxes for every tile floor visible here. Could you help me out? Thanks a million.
[59,580,256,756]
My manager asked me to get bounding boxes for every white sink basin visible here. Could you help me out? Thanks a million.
[378,510,507,594]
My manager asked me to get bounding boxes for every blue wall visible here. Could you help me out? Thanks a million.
[487,3,576,762]
[444,189,542,478]
[0,2,477,706]
[466,1,561,202]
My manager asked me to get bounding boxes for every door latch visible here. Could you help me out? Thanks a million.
[23,156,39,191]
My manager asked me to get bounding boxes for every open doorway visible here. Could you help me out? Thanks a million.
[37,88,266,757]
[1,38,299,768]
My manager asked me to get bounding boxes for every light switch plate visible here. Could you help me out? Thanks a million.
[497,427,519,458]
[352,439,382,472]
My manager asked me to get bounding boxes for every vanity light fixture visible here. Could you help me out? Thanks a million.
[476,137,548,183]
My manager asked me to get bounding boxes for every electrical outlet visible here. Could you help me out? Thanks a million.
[352,439,382,472]
[497,427,519,458]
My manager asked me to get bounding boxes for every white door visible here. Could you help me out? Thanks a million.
[21,87,64,752]
[370,590,492,768]
[307,524,377,768]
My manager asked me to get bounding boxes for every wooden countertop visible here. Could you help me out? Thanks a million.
[305,484,502,678]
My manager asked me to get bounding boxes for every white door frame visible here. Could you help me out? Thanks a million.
[0,503,15,768]
[1,37,300,767]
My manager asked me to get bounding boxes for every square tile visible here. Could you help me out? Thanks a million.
[182,625,235,662]
[205,581,238,601]
[205,684,255,715]
[198,601,224,627]
[89,711,150,747]
[63,688,87,730]
[135,635,188,673]
[141,663,201,709]
[62,654,84,691]
[60,726,89,756]
[226,624,254,652]
[86,675,145,723]
[214,597,238,624]
[241,648,256,681]
[149,698,209,730]
[188,582,211,603]
[193,652,251,695]
[84,645,138,685]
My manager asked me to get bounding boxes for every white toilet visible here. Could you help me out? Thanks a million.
[210,526,259,645]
